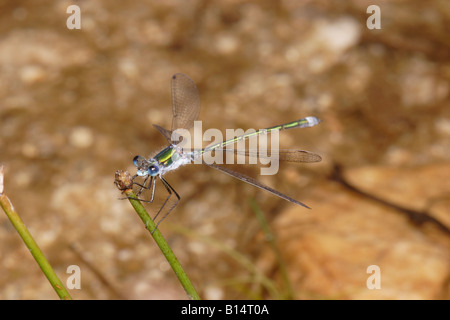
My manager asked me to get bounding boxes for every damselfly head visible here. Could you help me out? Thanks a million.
[147,163,160,176]
[133,155,149,177]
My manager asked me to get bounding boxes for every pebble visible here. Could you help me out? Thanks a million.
[69,127,94,148]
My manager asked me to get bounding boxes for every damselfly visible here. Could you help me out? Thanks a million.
[131,73,321,231]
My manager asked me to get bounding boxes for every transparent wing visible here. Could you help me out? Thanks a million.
[214,149,322,163]
[204,162,311,208]
[153,124,173,143]
[171,73,201,134]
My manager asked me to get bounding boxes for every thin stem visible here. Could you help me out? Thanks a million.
[0,166,72,300]
[115,170,200,300]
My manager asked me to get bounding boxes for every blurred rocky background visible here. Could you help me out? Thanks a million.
[0,0,449,299]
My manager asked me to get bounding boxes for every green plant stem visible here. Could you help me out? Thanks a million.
[123,188,200,300]
[0,192,72,300]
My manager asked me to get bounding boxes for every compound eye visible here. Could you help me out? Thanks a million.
[133,155,145,167]
[148,165,159,176]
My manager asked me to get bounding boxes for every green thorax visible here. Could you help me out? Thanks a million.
[154,145,178,167]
